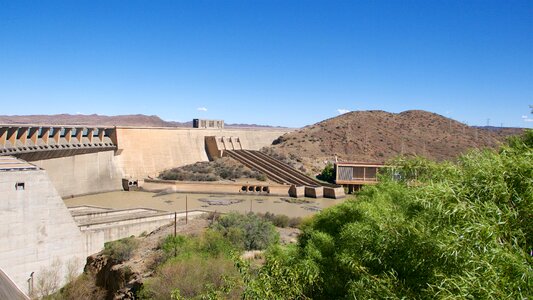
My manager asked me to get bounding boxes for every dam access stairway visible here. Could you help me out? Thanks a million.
[205,136,344,199]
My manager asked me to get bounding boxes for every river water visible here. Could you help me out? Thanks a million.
[64,191,347,218]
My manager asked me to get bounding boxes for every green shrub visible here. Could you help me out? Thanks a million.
[211,212,279,251]
[200,229,236,257]
[316,162,335,183]
[142,231,243,299]
[103,236,139,262]
[260,212,289,228]
[255,173,267,181]
[141,256,242,300]
[287,216,302,228]
[55,273,107,300]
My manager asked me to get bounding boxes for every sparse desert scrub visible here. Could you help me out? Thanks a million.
[141,256,241,300]
[55,273,107,300]
[103,236,139,262]
[158,157,266,181]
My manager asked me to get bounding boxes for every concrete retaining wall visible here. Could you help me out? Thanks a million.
[141,179,291,196]
[31,151,123,198]
[0,169,88,296]
[323,187,346,199]
[80,214,174,247]
[79,209,206,251]
[0,268,29,300]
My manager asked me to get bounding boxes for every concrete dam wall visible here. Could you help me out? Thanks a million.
[0,159,88,297]
[3,126,289,198]
[31,150,123,198]
[115,127,289,179]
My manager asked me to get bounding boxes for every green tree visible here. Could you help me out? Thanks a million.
[316,163,335,183]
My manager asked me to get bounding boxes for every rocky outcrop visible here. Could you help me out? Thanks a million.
[85,255,142,300]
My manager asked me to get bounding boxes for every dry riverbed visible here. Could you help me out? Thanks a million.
[64,190,345,218]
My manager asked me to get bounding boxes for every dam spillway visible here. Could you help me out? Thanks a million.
[0,125,117,161]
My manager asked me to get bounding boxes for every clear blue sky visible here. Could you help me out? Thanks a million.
[1,0,531,128]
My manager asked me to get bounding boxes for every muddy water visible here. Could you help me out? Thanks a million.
[64,191,346,218]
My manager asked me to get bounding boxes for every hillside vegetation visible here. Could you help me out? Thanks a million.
[270,110,523,172]
[158,157,267,182]
[242,130,532,299]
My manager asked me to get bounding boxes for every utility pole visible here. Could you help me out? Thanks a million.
[185,195,188,225]
[174,211,177,257]
[174,212,177,237]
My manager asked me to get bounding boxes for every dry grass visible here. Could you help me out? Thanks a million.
[142,256,241,299]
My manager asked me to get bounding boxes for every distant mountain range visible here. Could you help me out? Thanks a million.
[0,114,285,128]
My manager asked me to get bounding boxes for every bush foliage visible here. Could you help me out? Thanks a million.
[211,212,279,251]
[240,130,533,299]
[316,162,335,183]
[256,212,302,228]
[103,236,139,262]
[141,212,283,299]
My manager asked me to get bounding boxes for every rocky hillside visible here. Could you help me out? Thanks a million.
[270,110,524,172]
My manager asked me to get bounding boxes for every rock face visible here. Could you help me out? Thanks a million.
[85,255,142,300]
[270,110,524,172]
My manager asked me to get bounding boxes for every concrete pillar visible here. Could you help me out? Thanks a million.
[75,127,83,143]
[28,127,39,145]
[235,137,243,150]
[64,128,72,143]
[108,127,118,145]
[97,128,104,143]
[17,127,28,145]
[41,127,50,145]
[52,127,60,144]
[87,128,94,143]
[0,128,7,147]
[7,128,18,146]
[221,136,227,150]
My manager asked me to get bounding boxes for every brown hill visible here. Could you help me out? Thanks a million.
[270,110,524,172]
